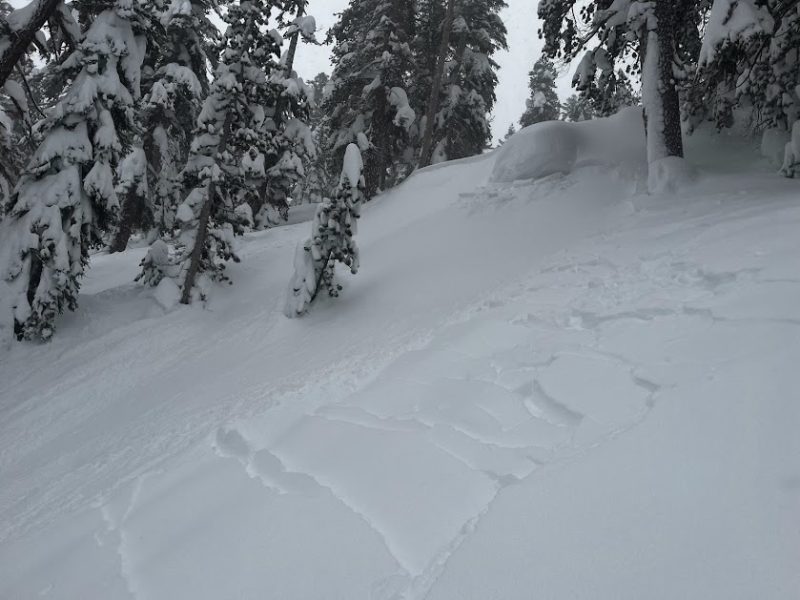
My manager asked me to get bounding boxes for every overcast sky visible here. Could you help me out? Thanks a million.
[293,0,577,143]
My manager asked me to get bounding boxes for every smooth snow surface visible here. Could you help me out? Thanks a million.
[1,123,799,599]
[492,107,647,183]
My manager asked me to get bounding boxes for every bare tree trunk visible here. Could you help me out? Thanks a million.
[417,0,456,168]
[0,0,60,88]
[364,87,388,196]
[642,0,683,164]
[108,187,144,253]
[283,2,304,76]
[655,0,683,158]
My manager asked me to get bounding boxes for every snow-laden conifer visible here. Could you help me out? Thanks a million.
[422,0,507,163]
[247,1,316,228]
[285,143,364,317]
[3,0,147,340]
[561,94,594,122]
[539,0,697,189]
[109,0,218,251]
[323,0,416,195]
[519,56,560,127]
[690,0,800,177]
[139,0,311,303]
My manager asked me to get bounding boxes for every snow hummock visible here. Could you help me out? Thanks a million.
[1,115,799,599]
[491,107,646,183]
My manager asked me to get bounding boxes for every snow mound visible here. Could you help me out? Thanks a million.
[647,156,697,194]
[491,107,646,184]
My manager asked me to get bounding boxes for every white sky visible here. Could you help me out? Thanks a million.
[297,0,577,143]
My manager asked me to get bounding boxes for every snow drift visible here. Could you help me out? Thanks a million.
[491,107,646,183]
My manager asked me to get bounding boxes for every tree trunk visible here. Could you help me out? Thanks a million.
[0,0,61,89]
[417,0,456,168]
[180,112,233,305]
[364,87,388,196]
[642,0,683,164]
[655,0,682,158]
[179,179,215,304]
[108,187,144,253]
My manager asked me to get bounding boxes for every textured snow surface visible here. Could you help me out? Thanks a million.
[1,125,799,599]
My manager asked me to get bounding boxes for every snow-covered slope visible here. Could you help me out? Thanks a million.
[1,117,799,599]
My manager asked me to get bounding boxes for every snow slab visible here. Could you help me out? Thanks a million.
[1,123,799,599]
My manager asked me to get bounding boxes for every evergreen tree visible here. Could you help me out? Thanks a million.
[307,72,329,131]
[323,0,416,196]
[285,143,365,317]
[519,56,560,127]
[1,0,80,214]
[416,0,454,166]
[426,0,508,163]
[0,0,60,88]
[249,1,315,228]
[590,68,640,116]
[539,0,700,187]
[690,0,800,176]
[3,0,149,340]
[502,123,516,142]
[138,0,311,303]
[109,0,219,251]
[0,100,14,214]
[561,93,594,122]
[295,73,331,205]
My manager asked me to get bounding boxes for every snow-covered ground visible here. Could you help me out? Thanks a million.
[1,115,799,599]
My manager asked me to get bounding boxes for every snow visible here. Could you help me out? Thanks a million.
[2,117,800,598]
[291,15,317,41]
[491,107,646,183]
[340,142,363,188]
[761,127,790,167]
[3,79,28,114]
[388,86,416,128]
[700,0,774,65]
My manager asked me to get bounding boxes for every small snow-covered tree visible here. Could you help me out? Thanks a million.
[284,143,365,317]
[519,56,560,127]
[3,0,147,340]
